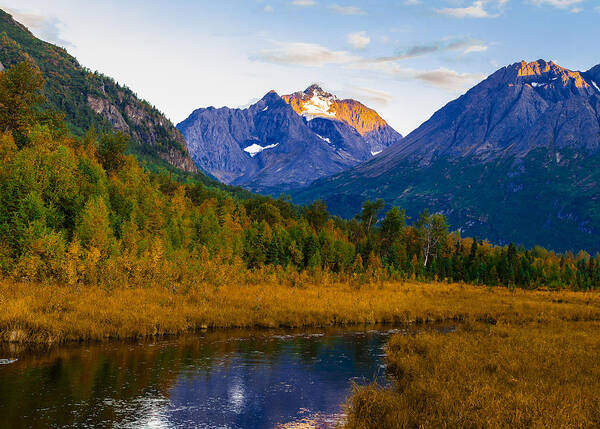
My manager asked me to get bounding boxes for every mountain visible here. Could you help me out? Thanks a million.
[177,85,402,193]
[373,59,600,166]
[0,9,197,172]
[292,59,600,253]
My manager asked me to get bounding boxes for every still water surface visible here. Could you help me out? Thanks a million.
[0,325,451,428]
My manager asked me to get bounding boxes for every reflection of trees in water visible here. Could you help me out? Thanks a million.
[0,340,183,427]
[0,325,410,428]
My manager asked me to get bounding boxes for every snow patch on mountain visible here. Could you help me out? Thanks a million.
[316,134,331,143]
[301,93,336,118]
[244,143,279,157]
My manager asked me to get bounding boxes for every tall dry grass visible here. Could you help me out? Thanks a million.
[345,319,600,428]
[1,278,599,343]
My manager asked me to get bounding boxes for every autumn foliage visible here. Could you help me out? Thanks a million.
[0,61,599,293]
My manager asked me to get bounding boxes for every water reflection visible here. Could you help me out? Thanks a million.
[0,325,451,428]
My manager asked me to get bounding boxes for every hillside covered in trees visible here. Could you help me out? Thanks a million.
[1,60,600,291]
[0,8,199,174]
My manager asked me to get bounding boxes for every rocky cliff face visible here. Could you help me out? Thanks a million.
[178,86,402,192]
[292,60,600,253]
[85,89,197,172]
[0,9,197,173]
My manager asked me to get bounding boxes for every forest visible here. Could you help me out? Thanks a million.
[1,61,600,292]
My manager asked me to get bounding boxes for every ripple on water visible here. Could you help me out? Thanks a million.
[277,410,346,429]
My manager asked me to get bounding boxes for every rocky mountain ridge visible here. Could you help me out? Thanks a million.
[365,59,600,172]
[178,85,402,192]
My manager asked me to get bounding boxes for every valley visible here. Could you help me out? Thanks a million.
[1,4,600,429]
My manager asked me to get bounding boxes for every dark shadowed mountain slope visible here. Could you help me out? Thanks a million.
[177,85,402,193]
[0,9,197,172]
[292,60,600,253]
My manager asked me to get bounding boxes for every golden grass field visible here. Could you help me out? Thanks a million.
[1,278,600,344]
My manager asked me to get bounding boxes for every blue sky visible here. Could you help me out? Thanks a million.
[3,0,600,134]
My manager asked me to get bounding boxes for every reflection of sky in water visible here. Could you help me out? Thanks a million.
[2,327,448,428]
[117,331,391,428]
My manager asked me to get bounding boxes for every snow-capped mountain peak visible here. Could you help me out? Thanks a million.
[284,84,338,120]
[178,86,402,191]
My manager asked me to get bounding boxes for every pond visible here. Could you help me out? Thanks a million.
[0,324,454,428]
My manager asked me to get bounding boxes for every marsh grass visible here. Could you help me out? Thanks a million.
[1,279,600,344]
[345,318,600,428]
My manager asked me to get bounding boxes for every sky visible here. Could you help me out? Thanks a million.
[2,0,600,135]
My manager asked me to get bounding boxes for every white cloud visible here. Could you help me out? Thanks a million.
[369,38,489,62]
[351,61,485,91]
[252,33,492,93]
[436,0,510,18]
[253,37,488,68]
[462,43,489,54]
[347,86,394,105]
[404,0,421,4]
[414,68,486,90]
[346,31,370,49]
[530,0,583,8]
[5,7,73,47]
[329,4,366,15]
[252,37,485,91]
[252,41,359,66]
[291,0,317,6]
[436,1,495,18]
[264,5,274,12]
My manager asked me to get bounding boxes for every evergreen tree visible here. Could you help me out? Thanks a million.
[305,200,328,232]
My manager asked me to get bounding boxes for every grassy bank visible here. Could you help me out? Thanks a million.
[1,278,600,343]
[345,318,600,428]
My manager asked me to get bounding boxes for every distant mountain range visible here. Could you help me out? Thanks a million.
[0,9,197,173]
[292,60,600,253]
[177,85,402,192]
